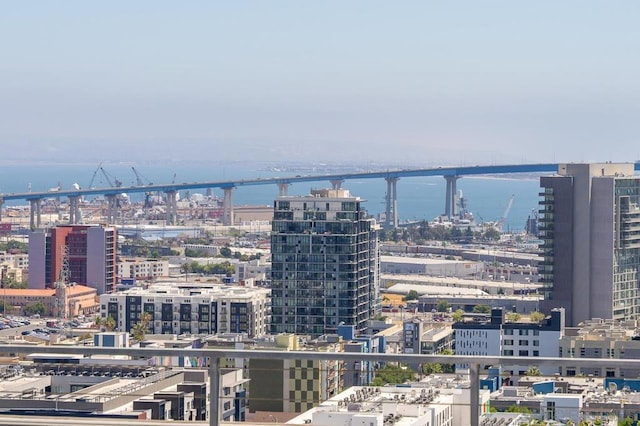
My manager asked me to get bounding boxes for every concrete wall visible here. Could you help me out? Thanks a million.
[86,227,107,294]
[27,231,46,289]
[590,177,615,321]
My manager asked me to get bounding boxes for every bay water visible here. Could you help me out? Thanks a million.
[0,163,541,232]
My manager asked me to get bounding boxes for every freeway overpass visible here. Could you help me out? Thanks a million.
[0,162,594,229]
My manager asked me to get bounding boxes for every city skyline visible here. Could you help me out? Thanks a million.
[1,2,640,165]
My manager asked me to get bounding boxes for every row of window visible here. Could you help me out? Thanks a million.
[503,339,540,346]
[504,329,540,336]
[503,350,540,356]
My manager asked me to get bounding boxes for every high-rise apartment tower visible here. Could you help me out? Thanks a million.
[270,189,380,337]
[29,224,117,294]
[539,163,640,325]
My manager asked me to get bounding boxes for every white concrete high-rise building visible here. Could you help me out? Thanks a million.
[538,163,640,325]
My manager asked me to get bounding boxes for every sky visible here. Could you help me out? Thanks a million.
[1,2,639,167]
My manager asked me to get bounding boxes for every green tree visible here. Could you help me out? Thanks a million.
[506,312,521,322]
[185,248,213,258]
[204,261,235,275]
[482,227,501,241]
[371,377,385,386]
[23,301,46,316]
[1,275,27,289]
[529,311,545,323]
[472,304,491,314]
[618,417,634,426]
[130,312,152,341]
[423,349,456,374]
[505,404,531,414]
[0,300,13,314]
[0,240,28,253]
[422,362,443,375]
[219,246,232,258]
[451,309,465,322]
[403,290,419,301]
[525,366,541,376]
[372,365,416,385]
[103,315,116,331]
[439,349,455,373]
[436,300,451,312]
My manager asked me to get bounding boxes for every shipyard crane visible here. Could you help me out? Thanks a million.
[88,162,103,189]
[497,194,515,228]
[87,163,122,188]
[131,166,153,187]
[99,167,122,188]
[131,167,155,210]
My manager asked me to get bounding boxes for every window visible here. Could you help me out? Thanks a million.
[519,350,528,356]
[519,329,529,336]
[504,339,513,346]
[519,340,529,346]
[504,329,514,335]
[533,340,540,346]
[533,350,539,357]
[503,350,514,356]
[546,401,556,420]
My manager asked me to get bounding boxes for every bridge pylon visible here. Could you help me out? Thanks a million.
[444,175,460,219]
[68,196,81,224]
[165,191,178,225]
[277,183,290,197]
[29,199,42,229]
[330,179,344,190]
[384,177,399,229]
[105,194,118,225]
[222,187,235,226]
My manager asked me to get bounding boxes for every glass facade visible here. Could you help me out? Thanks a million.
[270,191,380,336]
[613,179,640,319]
[538,186,555,300]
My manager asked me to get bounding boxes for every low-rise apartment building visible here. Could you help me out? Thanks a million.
[99,282,270,337]
[117,258,169,281]
[453,308,564,376]
[403,319,454,356]
[559,318,640,378]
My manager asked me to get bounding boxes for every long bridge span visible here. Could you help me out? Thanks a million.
[0,163,572,229]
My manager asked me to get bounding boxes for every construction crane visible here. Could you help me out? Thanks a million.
[131,167,155,210]
[88,162,122,188]
[88,162,103,189]
[87,162,119,189]
[497,194,515,228]
[100,167,122,188]
[131,167,154,186]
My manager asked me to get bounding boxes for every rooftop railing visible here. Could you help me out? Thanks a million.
[1,344,638,426]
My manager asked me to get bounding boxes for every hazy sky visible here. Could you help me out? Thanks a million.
[1,2,639,166]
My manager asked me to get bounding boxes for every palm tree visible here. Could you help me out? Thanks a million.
[131,312,152,341]
[525,366,541,376]
[103,315,116,331]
